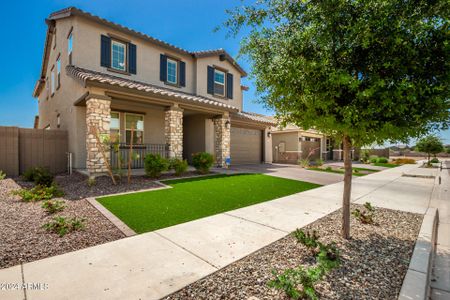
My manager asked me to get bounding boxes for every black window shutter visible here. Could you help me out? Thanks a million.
[100,35,111,68]
[179,61,186,87]
[207,66,214,94]
[129,43,137,74]
[226,73,233,99]
[160,54,167,81]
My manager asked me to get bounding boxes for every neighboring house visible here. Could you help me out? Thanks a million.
[271,124,360,164]
[33,7,275,176]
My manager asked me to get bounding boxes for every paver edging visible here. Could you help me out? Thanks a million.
[398,207,439,300]
[86,197,137,237]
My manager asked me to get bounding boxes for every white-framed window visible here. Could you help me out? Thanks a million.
[56,56,61,88]
[110,112,120,143]
[68,32,73,56]
[125,113,144,144]
[111,40,126,71]
[167,58,177,84]
[51,68,55,95]
[214,69,225,96]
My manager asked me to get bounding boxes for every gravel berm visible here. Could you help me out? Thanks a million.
[164,205,422,300]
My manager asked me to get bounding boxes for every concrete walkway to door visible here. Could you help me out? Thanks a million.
[0,163,436,300]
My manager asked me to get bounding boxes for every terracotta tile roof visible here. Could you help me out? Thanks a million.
[67,65,239,111]
[231,111,276,125]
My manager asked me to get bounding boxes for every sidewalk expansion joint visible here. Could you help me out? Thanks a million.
[20,263,27,300]
[223,212,290,234]
[153,231,220,270]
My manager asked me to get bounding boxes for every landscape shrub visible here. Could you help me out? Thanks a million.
[360,149,370,163]
[169,158,189,176]
[87,177,96,187]
[352,202,375,224]
[0,170,5,180]
[376,157,388,163]
[392,158,416,165]
[192,152,214,174]
[22,167,54,187]
[43,216,85,237]
[430,157,439,163]
[369,155,378,163]
[270,229,341,299]
[12,184,63,202]
[41,199,66,214]
[144,154,169,178]
[314,158,324,167]
[298,158,310,168]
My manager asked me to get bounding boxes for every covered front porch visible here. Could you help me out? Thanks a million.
[80,91,233,176]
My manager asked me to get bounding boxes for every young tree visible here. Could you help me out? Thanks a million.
[223,0,449,238]
[415,135,444,163]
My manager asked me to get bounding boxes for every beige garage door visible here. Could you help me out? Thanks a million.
[230,127,262,164]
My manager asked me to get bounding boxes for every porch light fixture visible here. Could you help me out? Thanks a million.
[267,131,271,138]
[225,120,231,129]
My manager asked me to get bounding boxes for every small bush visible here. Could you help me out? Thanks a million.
[144,154,169,178]
[22,167,54,187]
[43,216,85,237]
[12,184,64,202]
[325,166,332,171]
[393,158,416,165]
[360,149,370,163]
[192,152,214,174]
[314,158,324,167]
[352,202,375,224]
[369,155,378,163]
[430,157,439,163]
[0,170,6,180]
[169,158,189,176]
[298,158,310,168]
[41,199,66,214]
[87,177,96,188]
[376,157,388,163]
[294,229,320,253]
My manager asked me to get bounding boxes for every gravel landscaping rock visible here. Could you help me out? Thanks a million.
[164,205,422,300]
[0,178,125,269]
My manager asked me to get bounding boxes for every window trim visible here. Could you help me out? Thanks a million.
[166,58,178,85]
[110,39,128,72]
[110,111,121,143]
[213,68,226,97]
[124,113,144,144]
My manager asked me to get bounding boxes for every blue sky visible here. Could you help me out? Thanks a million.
[0,0,448,144]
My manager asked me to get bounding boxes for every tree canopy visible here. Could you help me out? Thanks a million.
[224,0,449,146]
[415,135,444,161]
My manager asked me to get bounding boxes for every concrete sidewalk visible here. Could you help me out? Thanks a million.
[0,163,436,300]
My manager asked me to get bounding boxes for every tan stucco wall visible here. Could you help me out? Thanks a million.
[183,115,209,162]
[37,17,89,169]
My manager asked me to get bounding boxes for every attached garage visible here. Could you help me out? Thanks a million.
[230,126,263,164]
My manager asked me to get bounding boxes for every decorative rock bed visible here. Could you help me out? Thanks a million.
[164,205,423,299]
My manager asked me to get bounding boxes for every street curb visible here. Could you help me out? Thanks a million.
[398,207,439,300]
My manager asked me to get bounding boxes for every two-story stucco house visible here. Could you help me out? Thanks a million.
[33,7,275,176]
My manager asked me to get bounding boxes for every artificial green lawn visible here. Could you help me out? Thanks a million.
[307,167,377,176]
[373,162,399,168]
[97,174,320,233]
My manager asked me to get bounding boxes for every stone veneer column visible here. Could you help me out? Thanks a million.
[86,95,111,176]
[165,106,183,158]
[213,115,231,167]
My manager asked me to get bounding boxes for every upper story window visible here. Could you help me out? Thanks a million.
[51,67,55,95]
[68,32,73,56]
[56,56,61,88]
[111,40,127,71]
[214,69,225,96]
[207,66,233,99]
[167,58,178,84]
[101,35,137,74]
[45,76,49,100]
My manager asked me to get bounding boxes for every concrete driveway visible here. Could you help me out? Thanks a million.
[226,163,343,185]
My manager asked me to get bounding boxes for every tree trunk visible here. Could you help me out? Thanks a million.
[342,135,352,239]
